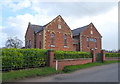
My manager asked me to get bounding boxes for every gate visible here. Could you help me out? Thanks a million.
[96,53,102,62]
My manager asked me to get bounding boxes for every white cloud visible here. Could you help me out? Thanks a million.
[0,32,8,48]
[0,26,2,32]
[64,6,118,50]
[1,13,55,47]
[1,1,118,50]
[3,0,31,11]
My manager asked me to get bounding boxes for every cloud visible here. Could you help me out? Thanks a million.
[2,0,31,11]
[29,2,117,18]
[1,13,55,47]
[2,14,35,43]
[64,6,118,50]
[0,32,8,48]
[1,1,118,50]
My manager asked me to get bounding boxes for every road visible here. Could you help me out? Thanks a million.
[17,63,119,82]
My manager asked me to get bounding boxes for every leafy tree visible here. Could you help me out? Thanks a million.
[5,37,23,48]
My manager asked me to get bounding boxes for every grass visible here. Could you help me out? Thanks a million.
[0,72,2,83]
[2,60,119,82]
[2,67,61,82]
[63,60,120,73]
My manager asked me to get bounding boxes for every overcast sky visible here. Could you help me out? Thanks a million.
[0,0,119,50]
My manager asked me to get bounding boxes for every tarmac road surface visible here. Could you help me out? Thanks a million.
[17,63,119,82]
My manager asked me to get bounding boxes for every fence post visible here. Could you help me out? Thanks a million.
[48,49,54,67]
[101,50,106,62]
[91,50,96,62]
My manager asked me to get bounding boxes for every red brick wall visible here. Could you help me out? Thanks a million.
[36,31,43,49]
[53,59,92,70]
[106,57,120,61]
[48,50,94,70]
[44,16,73,51]
[25,25,35,48]
[81,23,102,54]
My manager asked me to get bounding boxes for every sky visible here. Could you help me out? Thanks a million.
[0,0,119,50]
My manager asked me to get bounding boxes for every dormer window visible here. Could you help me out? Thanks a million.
[58,24,61,29]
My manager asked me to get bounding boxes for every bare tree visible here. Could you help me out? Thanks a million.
[5,37,23,48]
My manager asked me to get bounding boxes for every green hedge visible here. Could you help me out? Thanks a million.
[54,50,92,60]
[2,48,48,71]
[105,53,120,58]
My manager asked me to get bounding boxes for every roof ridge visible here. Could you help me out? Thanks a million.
[72,24,89,31]
[72,24,89,36]
[31,24,43,27]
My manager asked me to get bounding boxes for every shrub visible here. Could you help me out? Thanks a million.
[2,48,48,71]
[105,53,120,58]
[2,49,24,70]
[54,50,92,60]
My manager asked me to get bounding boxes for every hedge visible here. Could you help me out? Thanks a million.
[105,53,120,58]
[54,50,92,60]
[2,48,92,71]
[2,48,48,71]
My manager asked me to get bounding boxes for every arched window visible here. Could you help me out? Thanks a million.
[51,33,55,45]
[26,40,28,48]
[64,34,67,46]
[86,37,89,48]
[29,40,31,48]
[39,41,41,49]
[95,38,97,48]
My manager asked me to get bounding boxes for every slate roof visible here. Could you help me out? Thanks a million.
[31,24,44,33]
[72,25,89,36]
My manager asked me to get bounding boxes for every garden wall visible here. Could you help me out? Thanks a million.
[48,50,95,70]
[105,53,120,61]
[53,59,92,70]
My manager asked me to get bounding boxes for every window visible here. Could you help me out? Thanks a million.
[39,41,41,49]
[58,24,61,29]
[89,38,95,42]
[51,33,55,45]
[64,34,67,46]
[91,30,93,34]
[29,40,31,48]
[86,37,89,48]
[95,39,97,48]
[26,41,28,48]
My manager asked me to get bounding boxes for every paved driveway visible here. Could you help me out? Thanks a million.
[17,63,119,82]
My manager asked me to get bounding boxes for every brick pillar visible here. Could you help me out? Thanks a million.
[48,49,54,67]
[91,50,96,62]
[101,50,106,62]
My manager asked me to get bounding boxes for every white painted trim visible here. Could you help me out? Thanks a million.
[56,60,58,70]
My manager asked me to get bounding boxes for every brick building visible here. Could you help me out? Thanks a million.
[25,15,102,53]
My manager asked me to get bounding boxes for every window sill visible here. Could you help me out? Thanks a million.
[64,46,69,48]
[87,47,89,48]
[50,45,55,47]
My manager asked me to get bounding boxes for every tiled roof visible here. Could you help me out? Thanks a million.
[31,24,44,33]
[72,25,89,36]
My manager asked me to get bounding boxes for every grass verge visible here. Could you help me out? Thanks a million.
[2,67,60,82]
[63,60,120,73]
[2,60,119,82]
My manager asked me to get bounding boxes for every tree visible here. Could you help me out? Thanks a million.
[5,37,23,48]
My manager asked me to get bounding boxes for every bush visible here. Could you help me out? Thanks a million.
[54,50,92,60]
[2,48,48,71]
[2,49,24,70]
[105,53,120,58]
